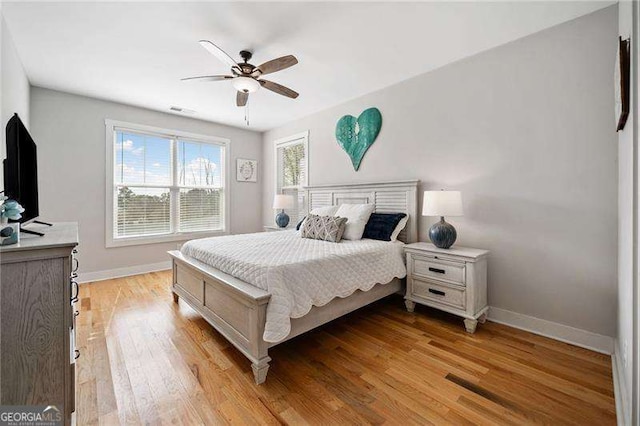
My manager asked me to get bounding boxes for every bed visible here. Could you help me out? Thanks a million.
[168,180,419,384]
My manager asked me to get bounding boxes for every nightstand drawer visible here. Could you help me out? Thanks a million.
[412,279,466,310]
[412,256,465,285]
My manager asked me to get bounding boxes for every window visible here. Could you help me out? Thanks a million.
[106,120,229,247]
[275,131,309,224]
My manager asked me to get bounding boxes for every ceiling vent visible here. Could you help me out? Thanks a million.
[169,106,196,115]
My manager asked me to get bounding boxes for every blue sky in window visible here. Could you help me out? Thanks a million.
[115,132,222,189]
[178,140,222,187]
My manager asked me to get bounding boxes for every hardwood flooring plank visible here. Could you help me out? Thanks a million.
[77,379,99,426]
[92,334,118,419]
[104,334,142,425]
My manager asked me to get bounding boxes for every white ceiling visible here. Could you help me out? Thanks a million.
[2,1,613,131]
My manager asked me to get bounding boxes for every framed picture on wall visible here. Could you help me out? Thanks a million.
[615,36,631,132]
[236,158,258,182]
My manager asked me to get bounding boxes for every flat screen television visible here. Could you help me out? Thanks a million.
[3,113,39,224]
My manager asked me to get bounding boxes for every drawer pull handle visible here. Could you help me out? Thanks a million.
[428,288,446,296]
[74,349,80,360]
[71,280,79,304]
[428,267,446,274]
[74,311,80,318]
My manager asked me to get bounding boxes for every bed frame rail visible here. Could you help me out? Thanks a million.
[169,250,272,383]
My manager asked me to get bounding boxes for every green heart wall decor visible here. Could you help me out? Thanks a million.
[335,107,382,171]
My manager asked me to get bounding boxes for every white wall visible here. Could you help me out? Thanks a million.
[617,1,635,422]
[263,7,618,338]
[0,12,30,190]
[30,87,263,276]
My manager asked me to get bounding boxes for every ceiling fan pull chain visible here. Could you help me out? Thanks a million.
[245,104,250,126]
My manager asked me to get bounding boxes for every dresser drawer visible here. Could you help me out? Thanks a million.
[411,279,466,310]
[412,255,466,285]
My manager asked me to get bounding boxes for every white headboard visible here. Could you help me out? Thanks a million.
[303,180,420,243]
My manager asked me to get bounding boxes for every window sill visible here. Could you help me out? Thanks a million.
[106,230,228,248]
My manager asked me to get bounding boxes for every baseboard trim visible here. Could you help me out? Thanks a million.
[612,341,630,426]
[77,261,172,284]
[488,306,614,354]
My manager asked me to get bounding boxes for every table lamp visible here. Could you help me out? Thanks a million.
[422,190,463,249]
[273,194,294,228]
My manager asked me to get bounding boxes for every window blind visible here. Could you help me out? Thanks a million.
[276,139,307,223]
[112,128,226,240]
[179,188,223,232]
[116,187,171,237]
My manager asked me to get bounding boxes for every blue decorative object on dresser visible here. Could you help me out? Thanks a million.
[273,194,294,228]
[0,197,24,246]
[422,190,464,249]
[0,223,19,246]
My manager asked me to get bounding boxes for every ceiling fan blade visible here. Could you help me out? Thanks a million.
[254,55,298,76]
[199,40,240,71]
[237,91,249,107]
[181,75,234,82]
[259,79,299,99]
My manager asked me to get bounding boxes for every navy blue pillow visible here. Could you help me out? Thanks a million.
[362,213,407,241]
[296,216,306,230]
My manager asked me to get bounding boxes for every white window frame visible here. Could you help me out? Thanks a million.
[105,119,231,248]
[273,131,309,225]
[273,130,309,192]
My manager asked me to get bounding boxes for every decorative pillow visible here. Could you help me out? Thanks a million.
[301,214,348,242]
[390,215,409,241]
[363,213,407,241]
[296,205,339,230]
[334,203,376,240]
[311,205,339,216]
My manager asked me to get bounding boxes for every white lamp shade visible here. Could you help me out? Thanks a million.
[422,191,464,217]
[273,194,294,210]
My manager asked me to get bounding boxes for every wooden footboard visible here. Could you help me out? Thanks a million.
[169,250,404,384]
[169,250,272,384]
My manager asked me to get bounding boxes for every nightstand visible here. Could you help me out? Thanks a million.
[263,225,291,232]
[404,242,489,333]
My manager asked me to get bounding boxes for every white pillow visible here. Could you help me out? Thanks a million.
[311,205,339,216]
[334,204,376,240]
[390,216,409,241]
[297,205,339,230]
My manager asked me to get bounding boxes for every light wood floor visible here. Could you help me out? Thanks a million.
[77,270,616,425]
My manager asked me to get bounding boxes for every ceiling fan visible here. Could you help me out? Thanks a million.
[182,40,299,108]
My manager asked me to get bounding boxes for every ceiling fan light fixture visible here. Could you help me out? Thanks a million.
[232,77,260,93]
[184,41,299,107]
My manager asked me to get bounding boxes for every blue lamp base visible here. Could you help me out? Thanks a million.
[428,217,457,249]
[275,210,290,228]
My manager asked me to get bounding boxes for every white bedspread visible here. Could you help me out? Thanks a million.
[180,230,406,343]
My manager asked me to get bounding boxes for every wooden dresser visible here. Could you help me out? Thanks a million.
[0,222,79,425]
